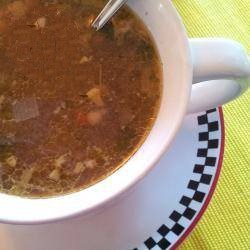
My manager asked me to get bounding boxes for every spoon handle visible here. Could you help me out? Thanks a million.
[92,0,128,30]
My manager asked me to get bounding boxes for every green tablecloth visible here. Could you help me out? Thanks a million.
[172,0,250,249]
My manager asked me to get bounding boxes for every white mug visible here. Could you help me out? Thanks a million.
[1,0,249,224]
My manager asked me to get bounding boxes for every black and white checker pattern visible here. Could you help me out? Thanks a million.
[134,108,221,250]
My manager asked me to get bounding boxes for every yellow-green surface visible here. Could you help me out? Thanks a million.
[172,0,250,249]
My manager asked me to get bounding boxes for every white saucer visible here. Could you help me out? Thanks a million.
[0,108,224,250]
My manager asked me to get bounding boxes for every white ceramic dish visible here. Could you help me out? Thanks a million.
[0,0,249,224]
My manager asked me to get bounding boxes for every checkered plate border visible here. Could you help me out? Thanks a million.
[133,108,224,250]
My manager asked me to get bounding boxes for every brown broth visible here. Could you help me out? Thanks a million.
[0,0,162,197]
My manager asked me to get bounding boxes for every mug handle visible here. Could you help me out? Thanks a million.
[188,38,250,113]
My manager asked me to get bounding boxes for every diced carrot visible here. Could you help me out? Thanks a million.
[76,111,88,126]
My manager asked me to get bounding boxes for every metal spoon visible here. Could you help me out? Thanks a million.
[92,0,128,30]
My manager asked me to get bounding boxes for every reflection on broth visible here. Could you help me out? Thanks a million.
[0,0,162,197]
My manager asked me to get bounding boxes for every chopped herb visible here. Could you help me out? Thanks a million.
[0,144,13,161]
[149,72,160,83]
[100,21,114,40]
[0,0,12,8]
[117,9,131,20]
[5,155,17,167]
[0,35,3,48]
[0,103,12,120]
[88,148,105,166]
[115,126,136,152]
[65,100,74,108]
[26,24,37,28]
[2,179,13,190]
[0,75,10,93]
[79,94,88,98]
[136,39,155,62]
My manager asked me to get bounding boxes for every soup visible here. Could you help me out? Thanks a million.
[0,0,162,197]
